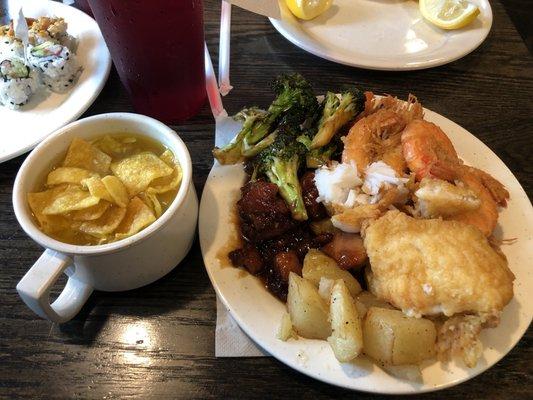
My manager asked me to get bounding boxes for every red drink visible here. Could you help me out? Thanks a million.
[88,0,206,123]
[72,0,93,16]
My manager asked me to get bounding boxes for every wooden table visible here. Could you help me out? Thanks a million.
[1,1,531,398]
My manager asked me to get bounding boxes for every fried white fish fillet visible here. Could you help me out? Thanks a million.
[414,177,481,218]
[364,210,514,318]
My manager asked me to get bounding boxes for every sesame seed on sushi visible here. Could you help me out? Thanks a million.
[0,58,40,109]
[28,41,81,93]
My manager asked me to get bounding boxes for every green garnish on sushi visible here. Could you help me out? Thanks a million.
[0,59,30,79]
[30,41,62,57]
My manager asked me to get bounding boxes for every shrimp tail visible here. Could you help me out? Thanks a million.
[421,161,458,182]
[463,167,509,207]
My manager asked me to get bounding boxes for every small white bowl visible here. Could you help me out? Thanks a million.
[14,113,198,323]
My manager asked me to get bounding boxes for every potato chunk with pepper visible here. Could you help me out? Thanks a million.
[287,272,331,340]
[363,307,436,365]
[327,280,363,362]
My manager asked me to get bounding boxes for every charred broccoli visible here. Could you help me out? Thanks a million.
[253,127,308,221]
[212,108,267,165]
[306,143,337,168]
[297,132,338,168]
[212,74,318,165]
[310,88,365,149]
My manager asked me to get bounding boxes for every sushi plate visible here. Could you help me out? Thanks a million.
[199,106,533,393]
[269,0,492,71]
[0,0,111,163]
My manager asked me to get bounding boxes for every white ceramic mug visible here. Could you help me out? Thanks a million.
[13,113,198,323]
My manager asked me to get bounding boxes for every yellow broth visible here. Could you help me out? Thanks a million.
[28,133,181,246]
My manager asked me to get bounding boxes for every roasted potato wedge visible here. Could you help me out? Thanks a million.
[327,280,364,362]
[302,249,362,298]
[277,312,297,341]
[287,272,331,339]
[363,307,436,365]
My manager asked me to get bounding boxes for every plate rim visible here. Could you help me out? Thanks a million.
[199,105,533,394]
[269,0,493,71]
[0,0,112,163]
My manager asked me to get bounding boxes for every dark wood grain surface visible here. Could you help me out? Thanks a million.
[500,0,533,52]
[1,1,532,399]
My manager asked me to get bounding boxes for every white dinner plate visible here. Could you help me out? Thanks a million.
[0,0,111,163]
[199,105,533,394]
[269,0,492,71]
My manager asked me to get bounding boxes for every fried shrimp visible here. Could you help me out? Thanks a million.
[361,92,423,121]
[401,119,460,181]
[342,109,406,175]
[414,170,505,237]
[452,168,499,237]
[342,94,423,176]
[466,166,509,207]
[401,120,509,236]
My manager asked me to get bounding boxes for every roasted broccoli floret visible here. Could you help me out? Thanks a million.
[310,88,365,149]
[306,143,337,168]
[212,74,317,165]
[254,127,308,221]
[297,128,338,168]
[244,73,317,146]
[212,107,267,165]
[235,108,281,158]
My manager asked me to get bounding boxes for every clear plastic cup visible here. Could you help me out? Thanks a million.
[88,0,206,123]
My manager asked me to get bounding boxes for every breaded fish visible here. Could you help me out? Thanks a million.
[414,177,481,218]
[363,210,514,318]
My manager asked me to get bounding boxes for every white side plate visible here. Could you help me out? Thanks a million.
[199,107,533,394]
[0,0,111,163]
[270,0,492,71]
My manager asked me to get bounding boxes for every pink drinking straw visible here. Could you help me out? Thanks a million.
[218,1,233,96]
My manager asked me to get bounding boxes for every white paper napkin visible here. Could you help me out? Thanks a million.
[215,297,268,357]
[225,0,281,19]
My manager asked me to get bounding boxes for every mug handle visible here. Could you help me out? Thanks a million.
[16,249,94,323]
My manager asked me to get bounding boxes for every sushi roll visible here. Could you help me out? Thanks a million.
[0,38,25,60]
[28,41,81,93]
[0,17,82,109]
[0,24,24,59]
[29,17,77,50]
[0,58,39,109]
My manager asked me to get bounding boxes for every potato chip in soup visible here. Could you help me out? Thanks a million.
[47,167,99,186]
[62,138,112,175]
[27,134,182,245]
[111,152,173,195]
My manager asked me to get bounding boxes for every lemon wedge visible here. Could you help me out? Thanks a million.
[285,0,333,20]
[420,0,480,30]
